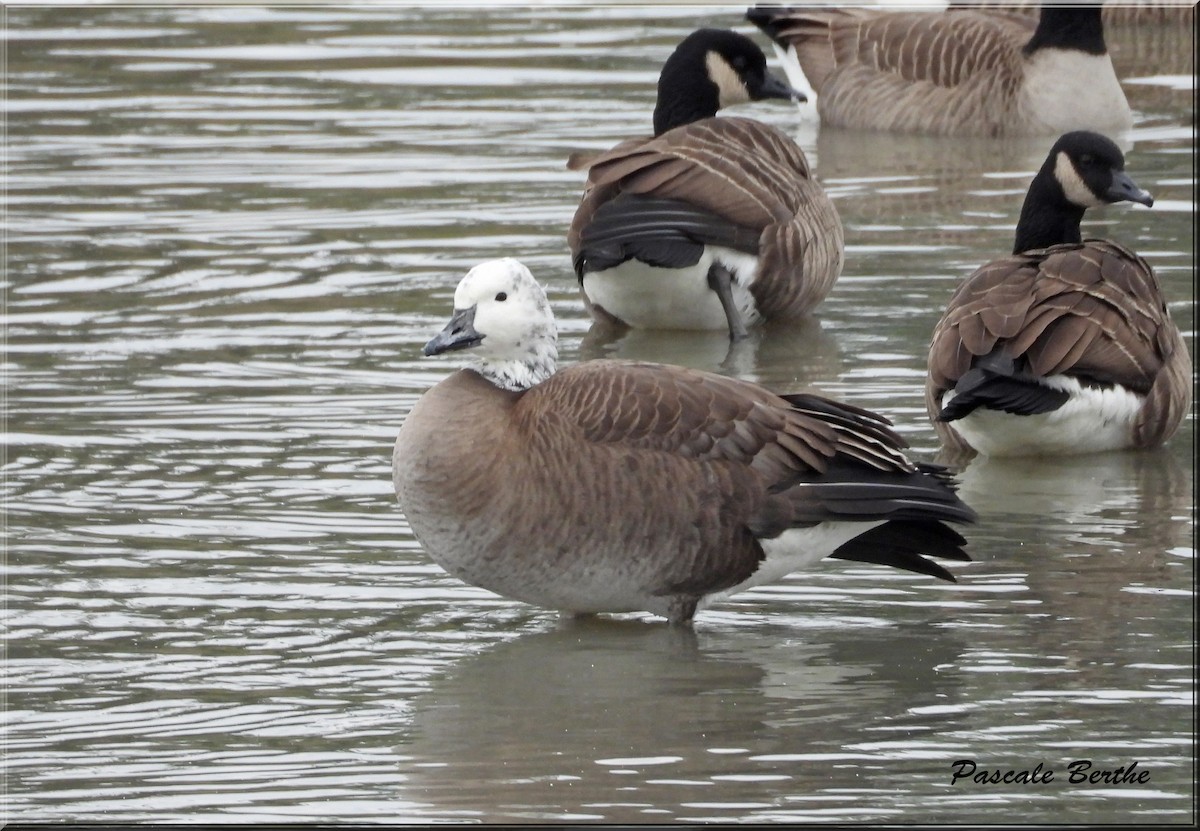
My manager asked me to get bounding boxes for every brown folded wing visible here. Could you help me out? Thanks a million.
[756,9,1033,134]
[927,239,1192,448]
[511,359,926,596]
[772,9,1030,86]
[522,359,914,477]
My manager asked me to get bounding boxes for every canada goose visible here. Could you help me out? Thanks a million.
[926,131,1191,457]
[393,259,975,626]
[953,1,1195,27]
[947,1,1196,85]
[946,2,1196,96]
[567,28,843,341]
[745,5,1133,137]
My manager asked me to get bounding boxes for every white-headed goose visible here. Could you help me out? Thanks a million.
[567,28,843,341]
[745,5,1133,137]
[926,130,1192,457]
[393,259,975,626]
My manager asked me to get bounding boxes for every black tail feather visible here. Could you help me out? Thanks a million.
[830,520,971,583]
[785,463,979,526]
[576,195,760,277]
[939,353,1070,422]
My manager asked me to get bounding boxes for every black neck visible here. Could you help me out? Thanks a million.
[1023,7,1107,56]
[653,83,719,135]
[1012,171,1085,254]
[652,49,721,135]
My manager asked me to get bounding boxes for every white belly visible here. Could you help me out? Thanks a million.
[700,521,882,610]
[943,377,1144,457]
[581,246,762,331]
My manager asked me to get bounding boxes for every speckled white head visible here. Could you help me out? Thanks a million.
[424,258,558,392]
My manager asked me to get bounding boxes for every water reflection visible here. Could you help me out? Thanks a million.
[947,448,1193,713]
[578,316,843,388]
[955,448,1193,554]
[816,129,1056,184]
[398,616,970,823]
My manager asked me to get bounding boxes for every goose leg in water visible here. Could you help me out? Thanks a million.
[707,263,749,341]
[666,595,701,627]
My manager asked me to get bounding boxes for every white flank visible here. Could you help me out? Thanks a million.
[700,520,884,609]
[1020,51,1133,135]
[944,376,1144,457]
[582,246,762,331]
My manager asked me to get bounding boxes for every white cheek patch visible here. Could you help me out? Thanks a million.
[706,51,750,108]
[1055,151,1106,208]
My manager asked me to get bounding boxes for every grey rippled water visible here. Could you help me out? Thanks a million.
[2,4,1194,824]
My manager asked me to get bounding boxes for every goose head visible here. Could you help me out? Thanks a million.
[653,28,803,135]
[1013,130,1153,254]
[423,259,558,392]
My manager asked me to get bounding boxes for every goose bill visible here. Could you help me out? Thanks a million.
[423,306,484,356]
[1106,171,1154,207]
[756,71,806,103]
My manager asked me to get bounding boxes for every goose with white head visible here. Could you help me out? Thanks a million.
[394,259,976,626]
[568,28,843,341]
[926,131,1192,457]
[422,258,558,392]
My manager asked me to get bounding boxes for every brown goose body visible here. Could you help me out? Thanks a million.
[746,7,1133,137]
[926,239,1192,456]
[397,361,972,624]
[394,259,973,625]
[568,116,843,328]
[925,131,1190,458]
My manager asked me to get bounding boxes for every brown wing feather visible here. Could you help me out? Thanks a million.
[575,118,810,229]
[506,360,926,598]
[772,9,1031,87]
[1135,327,1193,447]
[755,8,1032,135]
[519,360,915,480]
[927,240,1192,447]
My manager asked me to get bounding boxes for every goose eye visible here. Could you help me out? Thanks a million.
[495,292,508,302]
[1078,153,1094,165]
